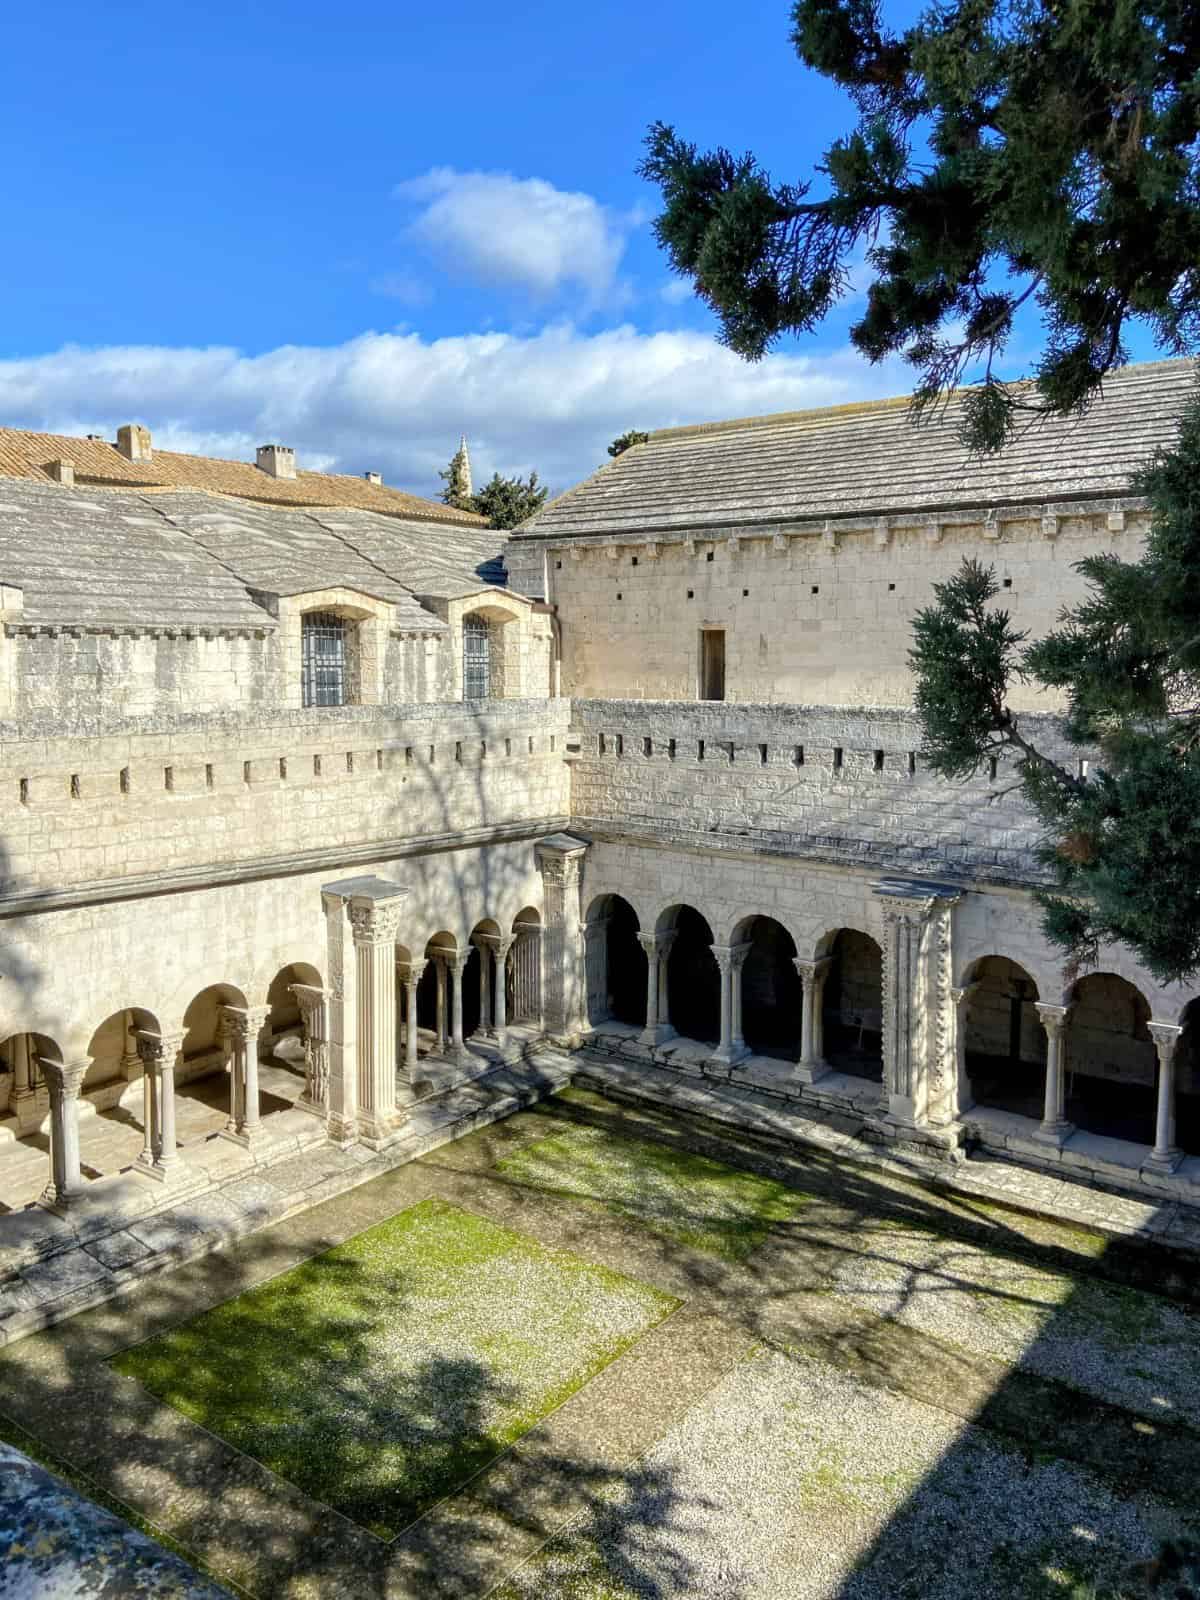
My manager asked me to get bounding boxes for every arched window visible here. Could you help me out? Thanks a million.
[302,612,352,706]
[463,614,492,699]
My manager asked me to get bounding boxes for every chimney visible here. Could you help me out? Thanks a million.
[47,459,75,486]
[364,470,382,486]
[116,423,152,461]
[256,443,297,480]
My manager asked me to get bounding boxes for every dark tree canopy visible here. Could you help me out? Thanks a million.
[470,470,549,530]
[640,0,1200,452]
[608,429,650,458]
[641,0,1200,982]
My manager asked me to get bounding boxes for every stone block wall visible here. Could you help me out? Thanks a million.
[0,698,571,898]
[527,504,1147,709]
[567,699,1080,888]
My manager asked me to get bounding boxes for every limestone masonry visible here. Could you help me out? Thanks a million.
[3,365,1200,1315]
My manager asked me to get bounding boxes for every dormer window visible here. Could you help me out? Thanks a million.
[302,611,353,707]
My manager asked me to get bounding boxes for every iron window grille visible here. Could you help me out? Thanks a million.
[463,614,492,699]
[301,612,356,707]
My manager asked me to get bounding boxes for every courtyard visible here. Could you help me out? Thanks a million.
[3,1083,1200,1598]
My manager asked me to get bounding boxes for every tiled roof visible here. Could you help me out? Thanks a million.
[0,480,510,630]
[517,357,1198,540]
[0,428,487,527]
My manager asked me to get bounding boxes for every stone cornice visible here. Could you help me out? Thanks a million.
[0,813,570,921]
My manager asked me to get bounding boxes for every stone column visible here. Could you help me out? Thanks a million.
[709,945,750,1067]
[729,944,750,1058]
[535,833,590,1042]
[1146,1021,1184,1171]
[1033,1003,1074,1145]
[636,931,676,1047]
[134,1030,185,1177]
[793,957,832,1083]
[291,983,329,1117]
[950,983,978,1116]
[10,1033,43,1134]
[121,1010,142,1084]
[432,955,449,1055]
[875,878,961,1132]
[400,960,425,1080]
[37,1057,89,1214]
[219,1005,270,1145]
[350,893,407,1146]
[474,938,494,1038]
[485,934,514,1053]
[449,952,469,1059]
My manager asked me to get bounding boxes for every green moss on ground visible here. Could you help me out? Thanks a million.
[112,1197,676,1539]
[494,1122,808,1259]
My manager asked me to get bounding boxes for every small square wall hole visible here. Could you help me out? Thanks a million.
[668,737,677,760]
[455,741,463,763]
[243,760,252,785]
[687,589,694,599]
[19,777,28,805]
[742,588,749,598]
[643,736,652,757]
[555,559,562,569]
[873,749,884,772]
[505,737,512,757]
[888,582,896,592]
[120,766,131,794]
[698,739,706,761]
[480,740,488,760]
[706,551,714,563]
[988,756,999,781]
[793,744,805,767]
[613,735,621,757]
[759,743,768,765]
[599,733,607,756]
[205,763,214,789]
[405,746,413,766]
[1002,577,1013,588]
[832,747,844,772]
[279,757,288,780]
[811,584,820,595]
[375,749,383,771]
[313,754,322,777]
[616,592,622,601]
[551,735,557,752]
[429,744,436,763]
[345,751,354,773]
[908,751,916,777]
[631,556,639,566]
[528,736,534,754]
[71,773,82,799]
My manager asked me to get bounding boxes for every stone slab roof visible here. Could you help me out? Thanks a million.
[0,480,509,630]
[0,481,271,630]
[518,357,1197,541]
[0,427,486,527]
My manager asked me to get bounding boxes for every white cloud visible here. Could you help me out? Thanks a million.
[368,270,433,307]
[396,168,633,306]
[659,278,695,306]
[0,326,910,499]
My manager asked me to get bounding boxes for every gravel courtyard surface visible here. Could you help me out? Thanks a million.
[494,1120,809,1259]
[495,1345,1191,1600]
[112,1195,676,1538]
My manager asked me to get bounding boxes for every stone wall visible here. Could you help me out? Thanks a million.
[528,505,1147,709]
[0,699,571,899]
[567,698,1079,888]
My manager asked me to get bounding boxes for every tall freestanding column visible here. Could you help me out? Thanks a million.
[218,1005,270,1146]
[793,957,832,1083]
[133,1030,186,1179]
[432,956,449,1055]
[949,983,978,1115]
[400,960,426,1081]
[322,874,409,1148]
[479,933,514,1053]
[37,1057,89,1214]
[449,952,469,1059]
[535,833,590,1043]
[474,938,494,1039]
[710,944,751,1067]
[875,877,962,1133]
[1146,1021,1184,1171]
[1033,1002,1074,1145]
[636,931,676,1047]
[291,983,329,1117]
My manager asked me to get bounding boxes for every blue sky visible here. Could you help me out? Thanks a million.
[0,0,1160,497]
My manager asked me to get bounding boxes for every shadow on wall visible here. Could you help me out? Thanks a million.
[0,830,56,1194]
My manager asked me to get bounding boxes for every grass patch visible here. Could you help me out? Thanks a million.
[112,1198,676,1539]
[494,1121,808,1259]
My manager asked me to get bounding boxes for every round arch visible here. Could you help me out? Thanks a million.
[264,962,322,1071]
[733,914,801,1059]
[961,956,1044,1118]
[658,903,719,1045]
[84,1006,161,1094]
[584,893,646,1028]
[818,928,883,1082]
[1066,972,1156,1144]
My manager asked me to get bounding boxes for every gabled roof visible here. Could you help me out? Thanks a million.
[0,427,487,528]
[0,479,508,630]
[516,357,1197,541]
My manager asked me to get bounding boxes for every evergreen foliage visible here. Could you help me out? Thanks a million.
[608,429,650,458]
[470,470,549,530]
[439,443,472,509]
[639,0,1200,453]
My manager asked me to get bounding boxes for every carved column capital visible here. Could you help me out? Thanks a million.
[218,1004,270,1046]
[793,956,833,992]
[135,1029,184,1067]
[38,1057,88,1100]
[290,982,327,1021]
[349,896,405,945]
[637,930,676,961]
[399,958,427,988]
[1148,1021,1183,1061]
[1034,1002,1072,1039]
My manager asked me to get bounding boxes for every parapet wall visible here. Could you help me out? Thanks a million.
[567,698,1076,888]
[0,699,571,899]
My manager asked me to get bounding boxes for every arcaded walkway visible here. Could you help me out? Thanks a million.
[3,1083,1200,1597]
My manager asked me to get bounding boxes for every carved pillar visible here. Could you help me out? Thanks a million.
[481,934,514,1052]
[431,955,449,1055]
[710,944,750,1066]
[1033,1003,1074,1145]
[950,983,978,1116]
[535,833,590,1041]
[449,952,470,1058]
[400,960,426,1080]
[37,1058,89,1213]
[875,878,961,1130]
[474,937,494,1038]
[793,957,832,1083]
[322,874,409,1147]
[1146,1022,1184,1171]
[134,1030,185,1178]
[636,931,676,1046]
[290,983,329,1117]
[218,1005,270,1145]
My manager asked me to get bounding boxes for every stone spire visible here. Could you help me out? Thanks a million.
[458,435,473,500]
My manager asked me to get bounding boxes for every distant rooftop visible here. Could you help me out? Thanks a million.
[517,357,1197,541]
[0,422,486,528]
